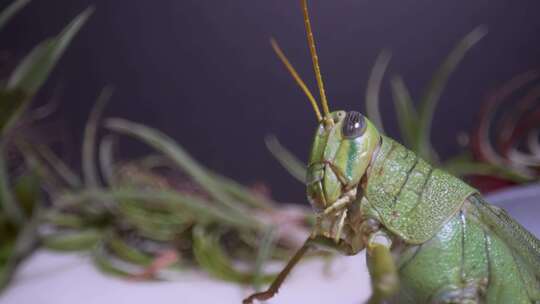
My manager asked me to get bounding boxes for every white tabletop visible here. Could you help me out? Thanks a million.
[1,250,370,304]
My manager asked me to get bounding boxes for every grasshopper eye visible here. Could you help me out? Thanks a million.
[343,111,366,139]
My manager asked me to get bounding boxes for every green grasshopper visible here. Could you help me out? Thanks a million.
[244,1,540,303]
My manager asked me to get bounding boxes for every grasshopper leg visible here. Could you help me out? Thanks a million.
[243,238,311,304]
[366,231,399,304]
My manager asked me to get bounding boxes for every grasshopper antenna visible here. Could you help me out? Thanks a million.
[243,238,312,304]
[301,0,330,117]
[270,39,323,121]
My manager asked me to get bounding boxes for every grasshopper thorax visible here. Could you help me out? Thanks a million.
[306,110,380,238]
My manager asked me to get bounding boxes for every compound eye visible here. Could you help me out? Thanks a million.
[342,111,366,139]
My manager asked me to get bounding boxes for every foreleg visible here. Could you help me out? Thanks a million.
[366,230,399,304]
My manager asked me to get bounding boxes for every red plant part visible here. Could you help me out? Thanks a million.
[470,71,540,191]
[130,250,179,281]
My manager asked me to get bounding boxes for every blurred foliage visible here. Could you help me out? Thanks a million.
[365,27,487,165]
[35,110,312,284]
[0,0,314,292]
[466,72,540,191]
[364,27,539,191]
[0,0,92,289]
[364,27,488,161]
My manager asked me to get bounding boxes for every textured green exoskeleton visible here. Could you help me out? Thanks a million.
[244,1,540,303]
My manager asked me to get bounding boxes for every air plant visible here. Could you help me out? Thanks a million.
[0,0,92,289]
[0,0,313,292]
[466,71,540,192]
[364,27,538,192]
[363,27,487,164]
[33,97,313,284]
[3,84,315,292]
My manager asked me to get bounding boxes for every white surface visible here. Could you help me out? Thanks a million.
[0,250,371,304]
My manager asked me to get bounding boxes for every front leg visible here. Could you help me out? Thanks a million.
[366,230,399,304]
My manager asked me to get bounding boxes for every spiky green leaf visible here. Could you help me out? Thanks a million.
[42,229,101,251]
[366,50,392,132]
[0,0,30,32]
[3,8,92,134]
[416,26,487,158]
[390,75,418,149]
[83,86,113,188]
[192,225,274,284]
[265,135,306,184]
[105,118,260,228]
[0,142,24,225]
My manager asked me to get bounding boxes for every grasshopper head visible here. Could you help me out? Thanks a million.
[269,0,381,243]
[306,111,380,239]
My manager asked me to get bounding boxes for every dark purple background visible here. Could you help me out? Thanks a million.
[3,0,539,203]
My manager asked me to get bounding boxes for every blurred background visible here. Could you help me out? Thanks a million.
[3,0,540,203]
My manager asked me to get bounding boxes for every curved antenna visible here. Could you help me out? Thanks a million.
[270,38,323,121]
[301,0,330,117]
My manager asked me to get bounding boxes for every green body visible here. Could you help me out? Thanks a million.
[300,110,540,303]
[363,136,476,244]
[394,195,539,303]
[358,136,540,303]
[246,114,540,304]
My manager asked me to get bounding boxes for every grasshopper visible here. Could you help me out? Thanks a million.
[244,0,540,303]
